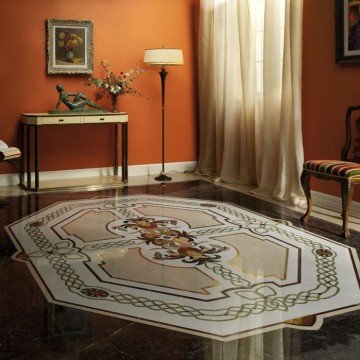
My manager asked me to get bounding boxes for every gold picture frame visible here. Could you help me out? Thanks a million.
[47,19,94,74]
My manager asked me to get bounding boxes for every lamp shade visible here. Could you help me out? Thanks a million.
[143,48,184,66]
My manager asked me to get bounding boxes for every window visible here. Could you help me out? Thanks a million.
[251,0,285,93]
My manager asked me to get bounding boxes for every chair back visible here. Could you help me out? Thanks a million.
[341,105,360,162]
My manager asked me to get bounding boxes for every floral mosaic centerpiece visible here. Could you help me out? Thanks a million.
[86,60,145,112]
[6,194,360,341]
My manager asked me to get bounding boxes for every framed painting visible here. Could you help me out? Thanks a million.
[336,0,360,63]
[47,19,94,74]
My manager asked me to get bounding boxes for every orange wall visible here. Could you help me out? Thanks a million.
[2,0,359,201]
[0,0,198,174]
[302,0,360,199]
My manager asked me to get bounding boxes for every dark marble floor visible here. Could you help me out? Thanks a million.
[0,180,359,360]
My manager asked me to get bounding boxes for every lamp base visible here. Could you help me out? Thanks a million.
[155,171,172,181]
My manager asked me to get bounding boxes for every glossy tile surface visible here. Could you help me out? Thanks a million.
[1,180,360,359]
[6,194,360,342]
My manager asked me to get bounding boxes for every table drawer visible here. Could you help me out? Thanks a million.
[41,116,81,125]
[82,115,126,123]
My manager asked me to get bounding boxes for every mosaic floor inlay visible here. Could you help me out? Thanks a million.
[6,195,360,341]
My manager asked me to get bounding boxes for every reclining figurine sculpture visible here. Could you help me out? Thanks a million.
[52,84,105,112]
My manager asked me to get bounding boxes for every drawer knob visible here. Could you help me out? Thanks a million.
[59,119,64,122]
[100,118,104,121]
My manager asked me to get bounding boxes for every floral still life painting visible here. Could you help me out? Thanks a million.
[86,60,146,112]
[47,19,94,74]
[56,29,84,64]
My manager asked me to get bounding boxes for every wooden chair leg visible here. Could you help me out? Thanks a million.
[300,170,312,223]
[341,180,354,238]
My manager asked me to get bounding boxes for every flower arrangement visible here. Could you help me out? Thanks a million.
[58,30,83,62]
[86,60,145,111]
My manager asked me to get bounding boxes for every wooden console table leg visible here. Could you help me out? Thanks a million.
[26,125,31,190]
[20,122,24,186]
[114,123,118,176]
[122,122,128,183]
[35,126,39,190]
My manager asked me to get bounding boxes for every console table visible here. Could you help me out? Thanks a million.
[20,112,128,191]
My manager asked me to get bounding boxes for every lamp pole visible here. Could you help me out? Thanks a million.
[143,47,183,182]
[155,67,171,181]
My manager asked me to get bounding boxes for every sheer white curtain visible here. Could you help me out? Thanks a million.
[210,330,290,359]
[196,0,304,205]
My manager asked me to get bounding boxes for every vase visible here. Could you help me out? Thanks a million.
[111,94,120,112]
[65,50,74,63]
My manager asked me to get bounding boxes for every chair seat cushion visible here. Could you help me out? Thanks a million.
[304,160,360,178]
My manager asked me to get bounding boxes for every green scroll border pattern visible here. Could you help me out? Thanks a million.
[21,196,340,322]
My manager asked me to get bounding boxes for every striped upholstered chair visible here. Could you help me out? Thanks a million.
[300,105,360,238]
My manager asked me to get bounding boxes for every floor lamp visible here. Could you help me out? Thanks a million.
[143,47,184,181]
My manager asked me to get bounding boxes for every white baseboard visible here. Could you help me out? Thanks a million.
[1,164,358,219]
[312,190,360,218]
[0,161,197,187]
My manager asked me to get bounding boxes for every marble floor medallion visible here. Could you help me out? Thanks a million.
[6,195,360,341]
